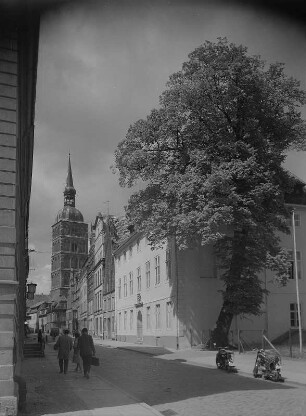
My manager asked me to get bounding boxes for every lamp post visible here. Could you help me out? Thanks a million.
[26,282,37,300]
[292,209,303,357]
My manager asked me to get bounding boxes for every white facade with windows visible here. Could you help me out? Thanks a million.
[114,201,306,349]
[114,233,179,348]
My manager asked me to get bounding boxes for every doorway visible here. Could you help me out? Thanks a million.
[137,310,143,342]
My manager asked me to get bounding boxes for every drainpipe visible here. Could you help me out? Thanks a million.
[292,208,303,358]
[174,238,179,350]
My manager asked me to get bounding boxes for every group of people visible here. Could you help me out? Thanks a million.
[54,328,95,379]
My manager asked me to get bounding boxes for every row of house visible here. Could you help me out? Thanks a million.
[33,175,306,349]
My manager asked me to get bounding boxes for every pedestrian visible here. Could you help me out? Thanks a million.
[37,329,42,344]
[78,327,95,379]
[72,331,82,372]
[54,329,73,374]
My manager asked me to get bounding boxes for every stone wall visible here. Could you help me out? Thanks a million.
[0,9,39,415]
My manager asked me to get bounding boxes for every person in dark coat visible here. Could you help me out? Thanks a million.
[54,329,73,374]
[78,328,95,379]
[37,329,42,344]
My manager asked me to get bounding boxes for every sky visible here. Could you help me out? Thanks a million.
[28,0,306,294]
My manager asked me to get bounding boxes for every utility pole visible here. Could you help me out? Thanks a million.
[292,208,303,357]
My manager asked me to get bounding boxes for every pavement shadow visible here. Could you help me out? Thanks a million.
[118,346,174,356]
[99,346,296,407]
[18,344,140,416]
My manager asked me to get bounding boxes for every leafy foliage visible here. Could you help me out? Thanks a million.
[114,38,306,343]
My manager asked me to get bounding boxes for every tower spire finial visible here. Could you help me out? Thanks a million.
[64,154,76,207]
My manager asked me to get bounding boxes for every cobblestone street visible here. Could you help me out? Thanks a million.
[96,346,306,416]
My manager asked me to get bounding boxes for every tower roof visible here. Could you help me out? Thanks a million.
[64,153,76,206]
[55,154,84,223]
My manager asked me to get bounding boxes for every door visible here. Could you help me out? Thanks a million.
[107,317,111,339]
[137,310,143,341]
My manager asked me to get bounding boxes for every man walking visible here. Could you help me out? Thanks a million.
[54,329,73,374]
[78,328,95,379]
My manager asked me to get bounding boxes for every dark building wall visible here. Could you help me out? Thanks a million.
[0,6,40,414]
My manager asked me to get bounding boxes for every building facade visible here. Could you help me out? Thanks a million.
[114,233,180,348]
[102,215,117,340]
[114,197,306,349]
[234,202,306,345]
[0,5,40,414]
[86,227,95,335]
[93,214,105,337]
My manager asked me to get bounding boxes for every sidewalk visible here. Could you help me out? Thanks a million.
[93,337,306,386]
[19,342,163,416]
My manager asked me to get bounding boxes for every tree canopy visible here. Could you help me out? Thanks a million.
[114,38,306,345]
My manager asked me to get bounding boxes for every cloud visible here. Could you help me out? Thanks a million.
[29,0,306,293]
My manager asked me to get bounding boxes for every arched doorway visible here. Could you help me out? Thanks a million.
[137,310,143,342]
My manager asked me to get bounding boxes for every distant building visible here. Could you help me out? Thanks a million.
[87,227,95,335]
[50,155,88,330]
[102,215,119,340]
[78,265,88,329]
[93,214,105,337]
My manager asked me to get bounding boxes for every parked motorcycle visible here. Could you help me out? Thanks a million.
[216,347,238,373]
[253,349,284,382]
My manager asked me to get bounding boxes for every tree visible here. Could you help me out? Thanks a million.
[114,38,306,346]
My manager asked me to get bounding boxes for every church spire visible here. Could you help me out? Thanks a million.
[64,153,76,207]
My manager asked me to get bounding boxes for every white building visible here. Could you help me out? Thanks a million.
[115,233,183,348]
[114,200,306,349]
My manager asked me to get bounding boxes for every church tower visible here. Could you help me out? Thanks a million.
[51,155,88,301]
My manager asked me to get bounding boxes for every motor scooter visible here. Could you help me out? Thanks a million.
[253,349,284,382]
[216,347,238,373]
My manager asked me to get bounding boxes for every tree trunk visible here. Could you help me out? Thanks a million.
[210,301,234,347]
[210,229,247,348]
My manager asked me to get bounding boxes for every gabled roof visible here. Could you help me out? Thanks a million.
[113,231,143,256]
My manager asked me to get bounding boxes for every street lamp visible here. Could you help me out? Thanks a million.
[26,282,37,300]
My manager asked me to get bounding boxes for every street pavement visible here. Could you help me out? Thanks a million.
[93,337,306,386]
[19,337,306,416]
[18,341,163,416]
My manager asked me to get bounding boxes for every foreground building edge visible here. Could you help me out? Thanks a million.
[0,5,40,415]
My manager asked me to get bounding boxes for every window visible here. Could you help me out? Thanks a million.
[130,309,134,330]
[146,261,150,288]
[124,311,127,330]
[288,212,301,227]
[290,303,301,327]
[146,306,151,330]
[166,248,171,280]
[137,267,141,292]
[118,278,122,299]
[288,250,302,279]
[129,272,133,295]
[124,275,127,297]
[155,255,160,285]
[166,301,173,329]
[155,304,161,329]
